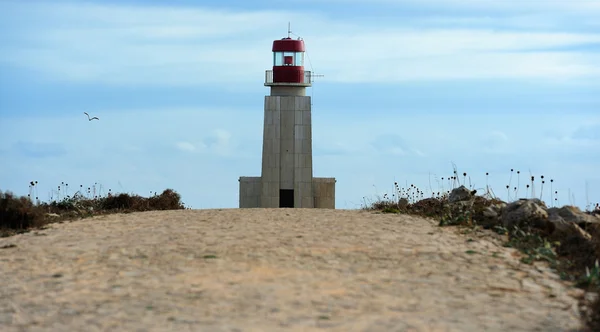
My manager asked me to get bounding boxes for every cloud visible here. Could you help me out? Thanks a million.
[369,134,422,156]
[306,0,600,32]
[175,141,198,152]
[540,122,600,150]
[0,2,295,86]
[482,130,509,154]
[571,123,600,141]
[313,145,352,156]
[412,148,426,157]
[1,1,599,86]
[202,129,233,156]
[313,0,600,14]
[310,31,600,82]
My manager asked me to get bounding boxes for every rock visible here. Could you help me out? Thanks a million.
[503,199,547,214]
[479,206,502,229]
[501,199,551,233]
[547,209,593,241]
[493,203,507,213]
[451,200,473,210]
[486,203,506,217]
[483,206,498,218]
[585,292,599,304]
[502,199,543,215]
[467,197,506,229]
[547,206,600,229]
[449,186,472,203]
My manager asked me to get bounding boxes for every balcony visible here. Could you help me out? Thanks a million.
[265,70,312,87]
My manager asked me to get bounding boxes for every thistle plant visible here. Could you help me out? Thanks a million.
[441,177,445,194]
[27,180,39,203]
[550,179,554,207]
[539,175,545,201]
[516,170,520,198]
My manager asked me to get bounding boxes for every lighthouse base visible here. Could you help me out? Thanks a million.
[239,176,335,209]
[238,94,335,209]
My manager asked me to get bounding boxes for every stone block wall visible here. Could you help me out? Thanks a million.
[239,177,261,208]
[313,177,336,209]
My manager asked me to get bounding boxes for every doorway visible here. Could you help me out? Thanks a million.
[279,189,294,208]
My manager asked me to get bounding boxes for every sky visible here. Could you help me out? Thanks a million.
[0,0,599,210]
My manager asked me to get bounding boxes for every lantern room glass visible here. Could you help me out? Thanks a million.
[274,51,304,66]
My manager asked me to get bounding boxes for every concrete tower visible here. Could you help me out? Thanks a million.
[239,34,336,208]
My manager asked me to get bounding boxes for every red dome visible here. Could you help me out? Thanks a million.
[272,38,305,52]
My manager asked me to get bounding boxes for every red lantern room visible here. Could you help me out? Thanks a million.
[265,37,311,86]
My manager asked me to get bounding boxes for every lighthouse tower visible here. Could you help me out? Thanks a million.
[239,33,336,208]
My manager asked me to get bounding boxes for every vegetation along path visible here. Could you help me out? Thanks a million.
[0,209,587,331]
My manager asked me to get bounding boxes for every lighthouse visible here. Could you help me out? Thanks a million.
[239,33,336,208]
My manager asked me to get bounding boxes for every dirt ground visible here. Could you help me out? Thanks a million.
[0,208,588,331]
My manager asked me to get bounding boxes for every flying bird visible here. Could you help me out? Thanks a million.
[84,112,99,121]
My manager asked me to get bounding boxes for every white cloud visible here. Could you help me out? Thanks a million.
[175,141,198,152]
[1,2,599,86]
[412,148,427,157]
[203,129,234,156]
[368,134,427,157]
[571,123,600,141]
[482,130,509,154]
[310,0,600,14]
[309,30,600,82]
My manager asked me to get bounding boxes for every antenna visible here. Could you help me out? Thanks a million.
[310,73,325,82]
[286,26,323,105]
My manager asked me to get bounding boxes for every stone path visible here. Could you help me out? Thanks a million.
[0,209,586,331]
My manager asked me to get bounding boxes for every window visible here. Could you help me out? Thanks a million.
[273,52,304,66]
[294,52,304,66]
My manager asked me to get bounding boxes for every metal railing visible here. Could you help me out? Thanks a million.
[265,70,312,85]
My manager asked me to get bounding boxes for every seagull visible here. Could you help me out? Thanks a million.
[84,112,99,121]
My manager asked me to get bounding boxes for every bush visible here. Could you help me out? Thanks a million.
[100,189,184,211]
[148,189,185,210]
[100,193,142,210]
[0,191,45,231]
[0,188,186,236]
